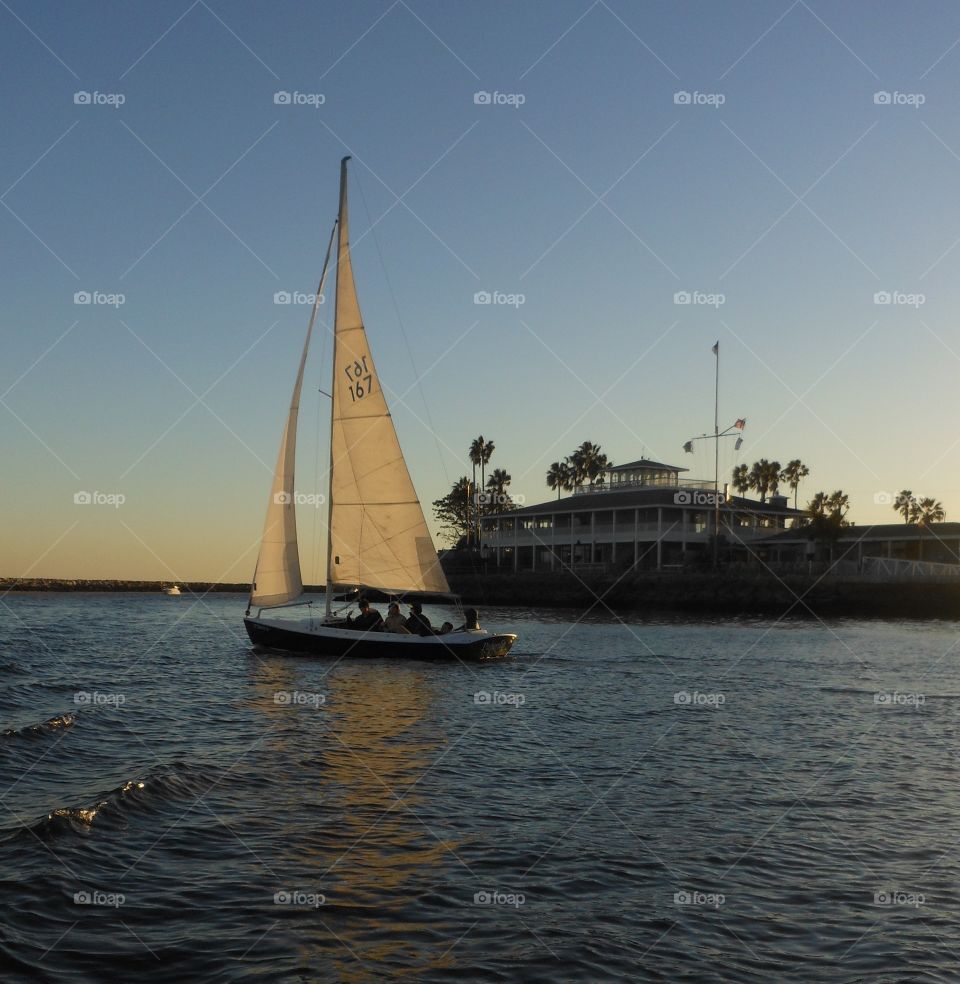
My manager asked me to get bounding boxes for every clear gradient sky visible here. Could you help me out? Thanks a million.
[3,0,960,582]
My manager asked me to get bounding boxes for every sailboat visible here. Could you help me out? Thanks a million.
[244,158,517,660]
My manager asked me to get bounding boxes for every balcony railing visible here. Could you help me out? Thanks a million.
[572,477,717,494]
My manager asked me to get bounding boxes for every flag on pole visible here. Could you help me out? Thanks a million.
[734,418,745,430]
[712,341,719,355]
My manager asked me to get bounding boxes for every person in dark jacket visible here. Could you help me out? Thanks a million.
[350,598,383,632]
[404,602,432,636]
[454,607,481,632]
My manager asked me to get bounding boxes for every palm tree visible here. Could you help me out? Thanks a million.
[547,460,572,500]
[485,468,513,509]
[916,497,946,527]
[780,460,810,509]
[826,490,850,521]
[805,491,829,523]
[748,459,783,502]
[803,490,849,561]
[468,436,484,545]
[730,463,750,496]
[479,437,495,510]
[915,497,946,560]
[766,460,782,498]
[894,490,915,524]
[570,441,611,489]
[467,435,496,532]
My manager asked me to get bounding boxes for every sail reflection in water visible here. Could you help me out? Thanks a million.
[251,656,460,979]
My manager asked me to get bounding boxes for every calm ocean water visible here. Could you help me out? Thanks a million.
[1,593,959,982]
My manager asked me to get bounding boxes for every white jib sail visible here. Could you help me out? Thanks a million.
[327,160,450,596]
[250,224,336,608]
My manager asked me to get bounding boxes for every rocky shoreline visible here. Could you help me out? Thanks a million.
[4,572,959,617]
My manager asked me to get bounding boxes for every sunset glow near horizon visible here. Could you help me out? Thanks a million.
[3,1,960,582]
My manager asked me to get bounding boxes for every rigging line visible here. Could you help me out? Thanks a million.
[352,169,451,487]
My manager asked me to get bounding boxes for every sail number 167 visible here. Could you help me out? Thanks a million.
[345,355,373,402]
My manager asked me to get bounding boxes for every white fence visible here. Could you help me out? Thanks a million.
[861,556,960,578]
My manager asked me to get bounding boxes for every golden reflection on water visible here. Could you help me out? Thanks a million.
[250,657,462,980]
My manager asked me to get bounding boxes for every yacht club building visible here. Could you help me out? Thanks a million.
[481,458,802,572]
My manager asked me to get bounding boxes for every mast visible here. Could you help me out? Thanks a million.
[325,156,350,617]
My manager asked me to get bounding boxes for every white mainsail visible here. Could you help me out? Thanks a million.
[327,159,450,596]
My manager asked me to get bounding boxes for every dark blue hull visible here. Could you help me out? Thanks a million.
[244,618,517,661]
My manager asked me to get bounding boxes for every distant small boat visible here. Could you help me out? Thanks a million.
[162,585,181,596]
[243,158,516,660]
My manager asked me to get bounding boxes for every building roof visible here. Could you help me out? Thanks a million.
[500,487,803,517]
[608,458,688,473]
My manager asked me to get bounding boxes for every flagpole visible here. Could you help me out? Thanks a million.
[714,341,720,569]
